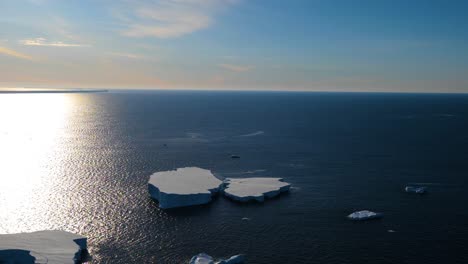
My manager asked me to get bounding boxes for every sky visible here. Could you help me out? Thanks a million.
[1,0,468,92]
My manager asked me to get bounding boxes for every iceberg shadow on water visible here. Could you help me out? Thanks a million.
[0,249,36,264]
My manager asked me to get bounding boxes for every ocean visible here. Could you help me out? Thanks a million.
[1,90,468,263]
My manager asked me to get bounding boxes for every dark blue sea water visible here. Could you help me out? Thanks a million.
[1,91,468,263]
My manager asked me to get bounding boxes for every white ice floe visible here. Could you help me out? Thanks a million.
[189,253,245,264]
[148,167,223,209]
[238,131,264,137]
[347,210,383,221]
[223,178,291,202]
[405,186,427,194]
[0,230,87,264]
[221,255,245,264]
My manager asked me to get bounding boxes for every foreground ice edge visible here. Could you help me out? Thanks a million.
[223,177,291,202]
[148,167,223,209]
[0,230,87,264]
[189,253,245,264]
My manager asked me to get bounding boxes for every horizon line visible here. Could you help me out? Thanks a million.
[1,87,467,95]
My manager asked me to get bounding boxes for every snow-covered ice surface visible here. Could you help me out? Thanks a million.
[0,230,87,264]
[189,253,245,264]
[223,178,291,202]
[148,167,223,209]
[405,186,427,194]
[347,210,383,221]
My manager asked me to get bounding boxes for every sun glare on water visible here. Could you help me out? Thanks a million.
[0,94,72,233]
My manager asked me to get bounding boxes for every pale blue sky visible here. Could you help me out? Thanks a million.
[1,0,467,92]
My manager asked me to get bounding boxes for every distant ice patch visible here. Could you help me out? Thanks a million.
[238,131,264,137]
[222,169,266,176]
[0,230,87,264]
[434,113,456,118]
[405,186,427,194]
[189,253,245,264]
[148,167,223,209]
[244,169,266,174]
[223,177,291,202]
[347,210,383,221]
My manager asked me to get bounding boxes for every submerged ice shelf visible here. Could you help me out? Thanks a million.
[0,230,87,264]
[223,177,291,202]
[148,167,223,209]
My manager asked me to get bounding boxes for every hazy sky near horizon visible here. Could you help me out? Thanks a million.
[1,0,467,92]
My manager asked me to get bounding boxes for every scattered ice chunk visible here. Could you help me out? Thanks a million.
[220,254,245,264]
[405,186,427,194]
[189,253,245,264]
[0,230,87,264]
[223,178,291,202]
[347,210,383,220]
[148,167,223,209]
[190,253,214,264]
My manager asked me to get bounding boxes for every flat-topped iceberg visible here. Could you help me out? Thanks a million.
[189,253,245,264]
[405,186,427,194]
[0,230,87,264]
[347,210,383,221]
[148,167,223,209]
[223,177,291,202]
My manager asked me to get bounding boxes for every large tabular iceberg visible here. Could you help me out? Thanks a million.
[347,210,383,221]
[0,230,87,264]
[148,167,223,209]
[223,177,291,202]
[189,253,245,264]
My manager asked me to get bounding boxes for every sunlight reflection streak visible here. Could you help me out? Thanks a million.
[0,94,72,233]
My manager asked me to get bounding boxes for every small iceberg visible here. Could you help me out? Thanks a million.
[347,210,383,221]
[0,230,87,264]
[189,253,245,264]
[238,131,264,137]
[223,177,291,202]
[148,167,223,209]
[405,186,427,194]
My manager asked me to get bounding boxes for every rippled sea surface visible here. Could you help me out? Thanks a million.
[1,91,468,263]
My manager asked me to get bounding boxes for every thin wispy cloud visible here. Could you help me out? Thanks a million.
[219,63,254,72]
[20,38,89,47]
[117,0,239,38]
[108,52,146,60]
[0,46,33,60]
